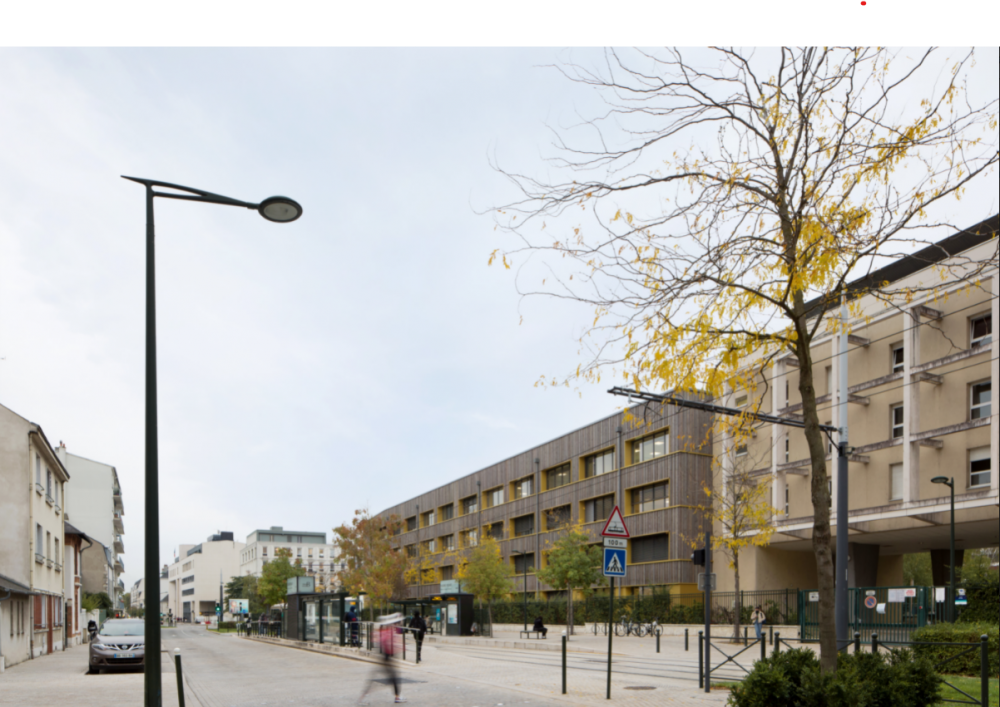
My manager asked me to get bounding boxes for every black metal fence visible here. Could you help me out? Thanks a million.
[237,620,284,638]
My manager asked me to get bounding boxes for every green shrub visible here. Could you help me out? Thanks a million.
[727,647,941,707]
[956,580,999,625]
[216,621,238,630]
[911,622,998,676]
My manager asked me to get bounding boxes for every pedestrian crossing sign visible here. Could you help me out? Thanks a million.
[603,547,626,577]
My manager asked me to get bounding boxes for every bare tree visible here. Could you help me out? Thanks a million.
[488,47,997,671]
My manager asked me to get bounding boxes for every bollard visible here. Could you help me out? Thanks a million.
[685,628,689,652]
[980,635,989,707]
[402,630,406,661]
[769,625,773,646]
[871,633,878,654]
[774,632,781,655]
[562,632,567,695]
[174,648,186,707]
[760,632,766,662]
[744,626,748,647]
[698,632,704,689]
[854,632,861,654]
[656,631,660,654]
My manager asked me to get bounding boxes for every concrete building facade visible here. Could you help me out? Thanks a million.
[380,398,714,600]
[239,527,341,593]
[712,217,999,594]
[56,444,125,610]
[166,532,245,623]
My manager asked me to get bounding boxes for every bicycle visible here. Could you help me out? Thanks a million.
[615,617,647,637]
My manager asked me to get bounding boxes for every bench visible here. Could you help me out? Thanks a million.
[520,630,548,639]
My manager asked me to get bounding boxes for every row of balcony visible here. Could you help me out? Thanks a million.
[33,553,63,572]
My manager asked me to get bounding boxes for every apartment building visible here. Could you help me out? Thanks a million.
[239,527,341,592]
[57,443,125,610]
[63,523,88,646]
[380,396,714,601]
[0,403,70,664]
[713,216,998,593]
[166,532,244,622]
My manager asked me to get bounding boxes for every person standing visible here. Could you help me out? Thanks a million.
[410,611,427,664]
[750,605,766,641]
[359,614,405,704]
[345,605,359,647]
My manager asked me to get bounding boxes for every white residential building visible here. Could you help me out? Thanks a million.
[57,443,125,610]
[239,527,341,592]
[165,533,244,623]
[0,403,70,667]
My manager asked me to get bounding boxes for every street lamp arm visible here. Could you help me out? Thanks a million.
[121,176,256,209]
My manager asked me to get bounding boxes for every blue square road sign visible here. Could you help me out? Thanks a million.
[603,548,626,577]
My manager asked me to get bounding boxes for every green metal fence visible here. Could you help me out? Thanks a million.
[800,586,933,643]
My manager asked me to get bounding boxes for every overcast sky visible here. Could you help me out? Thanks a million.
[1,47,996,591]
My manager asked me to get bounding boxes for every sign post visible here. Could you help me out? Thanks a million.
[601,507,629,699]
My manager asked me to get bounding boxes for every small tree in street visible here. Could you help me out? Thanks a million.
[258,547,306,608]
[697,446,777,641]
[334,508,407,617]
[225,574,266,616]
[456,535,515,628]
[536,526,606,635]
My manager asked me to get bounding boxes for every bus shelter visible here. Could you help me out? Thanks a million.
[287,591,358,645]
[392,593,475,636]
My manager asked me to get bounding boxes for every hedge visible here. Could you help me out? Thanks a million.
[728,647,942,707]
[956,580,999,625]
[485,594,705,626]
[911,622,998,677]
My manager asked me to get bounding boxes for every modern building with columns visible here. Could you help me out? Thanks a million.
[380,394,714,601]
[713,215,998,593]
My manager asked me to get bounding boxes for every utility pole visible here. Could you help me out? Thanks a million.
[835,293,850,649]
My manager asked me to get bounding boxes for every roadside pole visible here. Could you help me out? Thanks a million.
[601,507,629,700]
[606,577,614,700]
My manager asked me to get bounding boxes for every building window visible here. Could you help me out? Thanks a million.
[631,534,669,563]
[891,344,904,373]
[890,463,903,501]
[460,529,478,548]
[35,524,43,560]
[35,454,41,486]
[182,588,195,596]
[513,514,535,537]
[785,438,789,463]
[421,510,436,527]
[584,494,616,523]
[484,486,504,509]
[406,516,417,532]
[262,546,268,556]
[439,504,454,522]
[439,565,454,581]
[512,477,533,500]
[631,482,669,513]
[735,394,748,407]
[405,545,417,558]
[46,469,52,498]
[584,449,615,478]
[461,495,478,515]
[970,447,991,488]
[630,430,669,464]
[891,405,904,439]
[735,444,748,458]
[970,381,991,420]
[182,575,195,584]
[545,505,571,530]
[54,538,60,564]
[441,534,455,552]
[784,487,789,516]
[422,539,436,554]
[486,522,504,541]
[546,463,571,490]
[970,313,992,347]
[513,553,535,574]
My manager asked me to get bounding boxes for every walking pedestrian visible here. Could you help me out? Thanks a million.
[410,611,427,663]
[750,605,766,641]
[359,614,405,704]
[345,605,360,647]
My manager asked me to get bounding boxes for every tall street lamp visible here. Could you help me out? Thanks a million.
[124,177,302,707]
[513,550,529,632]
[931,476,956,622]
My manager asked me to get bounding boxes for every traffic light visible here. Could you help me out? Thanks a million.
[215,603,221,614]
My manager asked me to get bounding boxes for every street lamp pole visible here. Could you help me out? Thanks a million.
[125,177,301,707]
[931,477,956,622]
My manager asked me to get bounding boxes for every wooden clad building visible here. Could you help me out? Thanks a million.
[379,392,713,600]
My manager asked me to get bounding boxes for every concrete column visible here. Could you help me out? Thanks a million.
[772,360,788,517]
[903,307,921,502]
[992,274,998,493]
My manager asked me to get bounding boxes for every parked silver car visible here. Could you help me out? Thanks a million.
[88,618,145,673]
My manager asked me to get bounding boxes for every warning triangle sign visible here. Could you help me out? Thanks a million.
[601,506,630,538]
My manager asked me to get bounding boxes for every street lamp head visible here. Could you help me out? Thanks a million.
[257,196,303,223]
[931,476,953,486]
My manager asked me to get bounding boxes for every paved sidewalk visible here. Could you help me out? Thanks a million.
[0,641,188,707]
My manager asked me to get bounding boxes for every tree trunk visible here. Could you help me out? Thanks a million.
[732,554,741,642]
[795,328,837,673]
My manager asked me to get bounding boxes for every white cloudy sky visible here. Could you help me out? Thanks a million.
[1,22,997,593]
